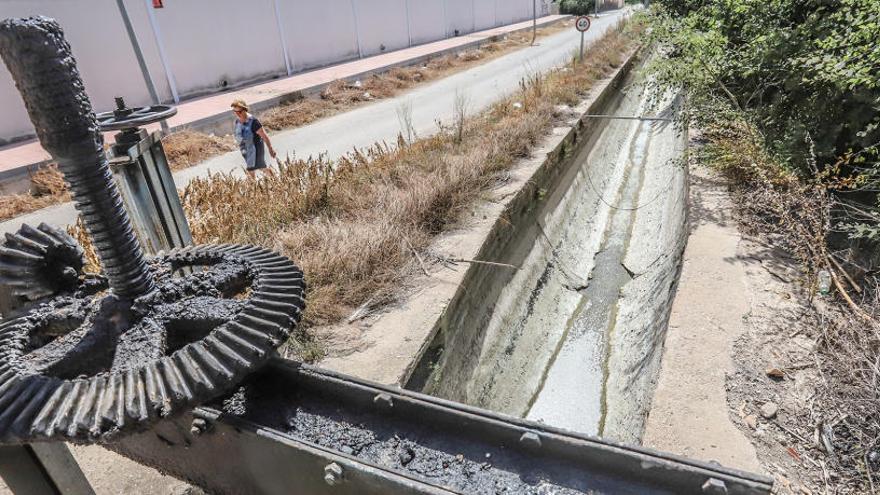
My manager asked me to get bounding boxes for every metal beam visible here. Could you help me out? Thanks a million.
[109,130,192,254]
[350,0,363,58]
[142,0,180,104]
[110,358,773,495]
[0,444,95,495]
[115,0,168,130]
[272,0,293,76]
[404,0,412,47]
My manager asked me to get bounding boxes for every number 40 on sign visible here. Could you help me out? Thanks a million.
[575,15,591,62]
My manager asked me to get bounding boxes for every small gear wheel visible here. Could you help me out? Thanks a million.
[0,243,305,444]
[0,223,85,300]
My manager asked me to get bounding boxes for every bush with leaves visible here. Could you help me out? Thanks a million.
[644,0,880,242]
[559,0,593,15]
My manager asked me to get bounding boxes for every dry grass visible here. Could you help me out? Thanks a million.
[182,20,639,343]
[0,165,70,221]
[0,130,235,221]
[163,130,236,171]
[67,216,100,274]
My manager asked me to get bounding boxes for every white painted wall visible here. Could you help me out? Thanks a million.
[498,0,531,25]
[151,0,287,97]
[474,0,498,31]
[408,0,446,45]
[355,0,411,57]
[0,0,543,144]
[0,0,169,144]
[446,0,475,36]
[281,0,360,72]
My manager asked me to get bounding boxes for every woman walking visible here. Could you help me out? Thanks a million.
[231,99,276,177]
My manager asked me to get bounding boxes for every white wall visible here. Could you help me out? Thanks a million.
[281,0,360,72]
[0,0,168,143]
[408,0,446,45]
[446,0,475,36]
[474,0,498,31]
[497,0,532,25]
[355,0,410,57]
[0,0,542,144]
[151,0,286,96]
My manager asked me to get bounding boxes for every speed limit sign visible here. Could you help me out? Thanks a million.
[575,16,591,62]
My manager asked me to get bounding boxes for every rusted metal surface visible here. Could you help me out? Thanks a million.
[0,223,84,301]
[0,244,304,444]
[0,17,305,445]
[0,17,155,300]
[108,128,193,255]
[112,359,775,495]
[99,97,190,256]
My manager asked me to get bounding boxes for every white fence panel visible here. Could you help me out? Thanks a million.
[0,0,165,143]
[475,0,498,30]
[151,0,286,98]
[445,0,474,36]
[497,0,532,26]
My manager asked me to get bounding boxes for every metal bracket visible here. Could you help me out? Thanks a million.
[0,444,95,495]
[109,130,193,254]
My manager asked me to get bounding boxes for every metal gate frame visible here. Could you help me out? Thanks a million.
[109,358,773,495]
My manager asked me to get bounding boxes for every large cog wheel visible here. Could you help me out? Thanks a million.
[0,223,85,300]
[0,244,304,444]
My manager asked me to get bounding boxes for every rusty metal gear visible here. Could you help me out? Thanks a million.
[0,243,304,444]
[0,223,85,300]
[0,17,306,446]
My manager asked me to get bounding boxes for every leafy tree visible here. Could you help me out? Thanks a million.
[560,0,595,15]
[645,0,880,240]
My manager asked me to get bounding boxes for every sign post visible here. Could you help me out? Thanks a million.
[575,15,591,63]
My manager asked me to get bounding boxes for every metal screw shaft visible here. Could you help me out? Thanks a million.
[0,17,155,299]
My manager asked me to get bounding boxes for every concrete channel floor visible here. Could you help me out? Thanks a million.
[0,9,628,236]
[0,10,631,495]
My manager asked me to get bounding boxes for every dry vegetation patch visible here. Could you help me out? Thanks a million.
[182,21,638,360]
[0,130,236,221]
[0,165,70,221]
[258,19,574,133]
[163,130,236,171]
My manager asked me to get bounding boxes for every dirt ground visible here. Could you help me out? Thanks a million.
[727,223,870,493]
[0,445,194,495]
[727,232,830,494]
[644,159,863,494]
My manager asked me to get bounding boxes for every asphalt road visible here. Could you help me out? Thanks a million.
[0,9,627,235]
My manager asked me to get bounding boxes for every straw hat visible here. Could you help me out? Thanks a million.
[230,99,249,112]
